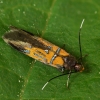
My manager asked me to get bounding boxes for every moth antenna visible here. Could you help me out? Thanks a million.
[42,72,76,90]
[79,19,85,64]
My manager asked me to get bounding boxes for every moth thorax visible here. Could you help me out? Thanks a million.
[63,55,78,71]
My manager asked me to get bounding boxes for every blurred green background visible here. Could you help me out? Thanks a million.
[0,0,100,100]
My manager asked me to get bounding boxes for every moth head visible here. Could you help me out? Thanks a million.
[63,55,84,72]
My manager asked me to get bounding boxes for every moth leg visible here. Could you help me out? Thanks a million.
[62,44,66,49]
[78,54,88,61]
[67,70,72,88]
[57,66,65,72]
[34,59,37,63]
[37,30,41,37]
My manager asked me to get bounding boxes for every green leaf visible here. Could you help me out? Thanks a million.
[0,0,100,100]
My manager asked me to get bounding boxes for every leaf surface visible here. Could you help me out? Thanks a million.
[0,0,100,100]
